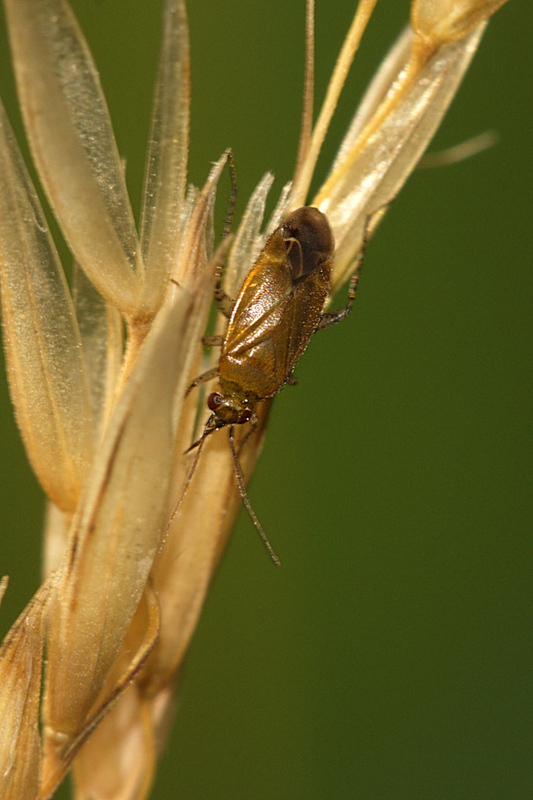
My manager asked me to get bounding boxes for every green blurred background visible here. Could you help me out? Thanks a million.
[0,1,531,798]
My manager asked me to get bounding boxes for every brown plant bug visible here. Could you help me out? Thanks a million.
[184,201,371,566]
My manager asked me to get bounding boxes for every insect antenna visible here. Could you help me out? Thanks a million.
[228,425,281,567]
[184,414,218,454]
[161,415,218,546]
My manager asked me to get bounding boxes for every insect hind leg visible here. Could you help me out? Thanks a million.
[214,149,239,318]
[316,264,361,330]
[214,275,235,319]
[317,201,390,331]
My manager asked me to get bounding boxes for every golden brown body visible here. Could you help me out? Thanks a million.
[204,206,335,428]
[220,226,331,400]
[188,205,365,563]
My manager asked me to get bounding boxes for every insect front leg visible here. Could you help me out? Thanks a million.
[186,366,220,396]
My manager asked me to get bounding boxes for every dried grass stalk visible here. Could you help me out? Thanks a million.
[0,0,511,798]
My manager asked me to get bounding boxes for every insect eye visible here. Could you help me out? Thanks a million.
[207,392,224,411]
[238,409,252,424]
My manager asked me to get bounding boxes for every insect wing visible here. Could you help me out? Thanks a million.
[221,231,331,398]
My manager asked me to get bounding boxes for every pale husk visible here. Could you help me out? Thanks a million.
[0,579,50,800]
[0,99,94,513]
[41,284,204,790]
[3,0,143,315]
[0,0,512,798]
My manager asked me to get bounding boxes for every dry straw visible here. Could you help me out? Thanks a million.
[0,0,510,798]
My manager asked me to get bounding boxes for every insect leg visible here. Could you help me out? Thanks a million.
[212,224,235,318]
[186,366,219,396]
[316,269,361,329]
[202,335,224,347]
[317,199,392,330]
[214,149,239,318]
[207,236,235,318]
[214,275,235,319]
[316,219,371,330]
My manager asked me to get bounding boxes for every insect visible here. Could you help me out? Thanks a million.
[183,204,368,565]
